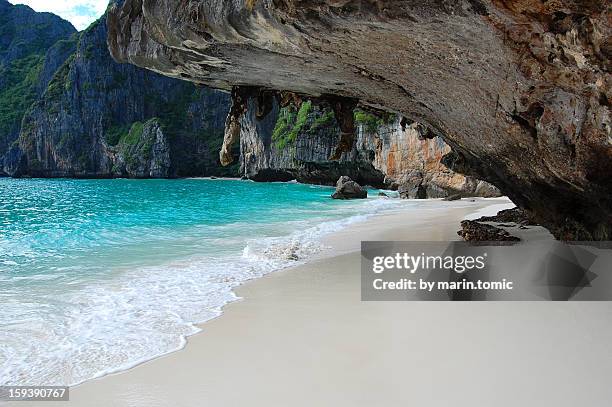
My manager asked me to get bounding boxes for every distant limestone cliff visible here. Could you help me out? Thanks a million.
[0,0,75,161]
[1,7,234,178]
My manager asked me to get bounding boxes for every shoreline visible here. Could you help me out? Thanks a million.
[67,194,424,387]
[76,198,511,387]
[14,196,612,406]
[17,197,612,407]
[14,197,547,406]
[1,179,459,389]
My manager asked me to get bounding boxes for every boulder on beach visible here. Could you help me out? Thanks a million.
[457,220,520,242]
[443,194,462,201]
[331,176,367,200]
[397,170,427,199]
[475,208,536,226]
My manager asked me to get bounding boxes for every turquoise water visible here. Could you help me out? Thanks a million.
[0,178,402,385]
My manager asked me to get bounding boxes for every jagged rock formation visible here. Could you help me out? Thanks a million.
[459,208,535,242]
[475,208,536,226]
[4,14,234,178]
[374,119,500,198]
[240,99,500,197]
[107,0,611,240]
[0,0,76,169]
[458,220,521,242]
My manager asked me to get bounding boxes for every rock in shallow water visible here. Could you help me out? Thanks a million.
[331,176,367,200]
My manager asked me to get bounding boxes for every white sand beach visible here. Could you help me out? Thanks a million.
[12,198,612,407]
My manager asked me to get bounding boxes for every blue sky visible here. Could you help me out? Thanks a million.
[9,1,108,30]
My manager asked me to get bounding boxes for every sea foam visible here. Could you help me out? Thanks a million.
[0,181,405,386]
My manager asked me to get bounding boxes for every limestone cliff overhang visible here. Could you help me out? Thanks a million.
[107,0,611,240]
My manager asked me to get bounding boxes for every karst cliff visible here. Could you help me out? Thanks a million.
[1,3,234,179]
[107,0,611,240]
[239,99,500,198]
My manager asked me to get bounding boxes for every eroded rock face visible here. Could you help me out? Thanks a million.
[107,0,611,240]
[239,96,501,195]
[375,120,501,198]
[239,99,387,186]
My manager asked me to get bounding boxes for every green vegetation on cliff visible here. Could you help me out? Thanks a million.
[43,53,75,101]
[272,101,312,149]
[0,54,43,140]
[309,110,335,133]
[118,119,158,166]
[105,123,130,146]
[271,103,396,152]
[0,1,76,155]
[354,110,395,133]
[107,120,151,150]
[122,121,145,146]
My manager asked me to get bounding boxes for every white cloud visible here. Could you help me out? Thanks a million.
[8,1,108,30]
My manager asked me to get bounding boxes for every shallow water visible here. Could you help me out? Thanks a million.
[0,178,405,386]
